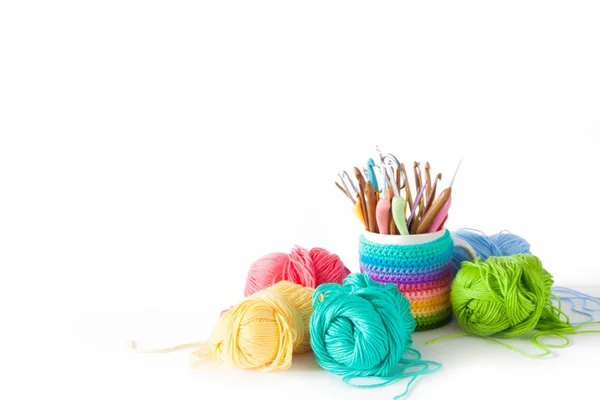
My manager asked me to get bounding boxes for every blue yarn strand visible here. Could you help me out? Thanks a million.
[552,287,600,324]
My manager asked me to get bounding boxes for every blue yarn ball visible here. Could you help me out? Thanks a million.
[450,229,531,273]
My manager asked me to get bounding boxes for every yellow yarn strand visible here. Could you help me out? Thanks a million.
[195,281,314,371]
[128,340,204,353]
[130,281,314,372]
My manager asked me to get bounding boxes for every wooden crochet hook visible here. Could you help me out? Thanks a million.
[424,173,442,214]
[418,159,462,234]
[416,187,451,234]
[387,187,398,235]
[365,180,379,233]
[424,162,432,215]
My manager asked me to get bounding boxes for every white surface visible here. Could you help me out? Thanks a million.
[1,1,600,399]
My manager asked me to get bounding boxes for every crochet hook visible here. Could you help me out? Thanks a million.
[424,162,433,217]
[335,181,353,203]
[424,173,442,214]
[367,158,379,192]
[408,179,428,234]
[390,167,409,235]
[414,162,427,222]
[354,167,370,231]
[388,187,398,235]
[418,159,462,234]
[375,168,391,234]
[400,163,413,212]
[338,172,366,227]
[365,180,379,233]
[375,191,390,234]
[377,149,404,235]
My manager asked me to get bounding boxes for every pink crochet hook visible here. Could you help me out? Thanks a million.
[375,197,391,234]
[428,196,452,232]
[375,169,392,234]
[427,159,462,233]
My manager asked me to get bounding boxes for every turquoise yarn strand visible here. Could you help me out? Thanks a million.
[310,273,441,399]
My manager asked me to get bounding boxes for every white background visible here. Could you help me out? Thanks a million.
[1,1,599,399]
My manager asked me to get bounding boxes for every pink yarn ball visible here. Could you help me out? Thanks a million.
[309,247,351,286]
[244,246,350,296]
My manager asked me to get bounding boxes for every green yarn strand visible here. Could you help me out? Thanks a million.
[431,254,600,357]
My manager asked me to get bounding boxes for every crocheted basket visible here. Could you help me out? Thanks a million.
[359,230,474,331]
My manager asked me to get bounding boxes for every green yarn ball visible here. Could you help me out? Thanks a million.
[452,255,569,338]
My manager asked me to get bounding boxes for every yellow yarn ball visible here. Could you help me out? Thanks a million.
[194,280,314,371]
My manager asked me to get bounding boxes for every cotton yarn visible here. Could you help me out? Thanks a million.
[193,280,314,371]
[450,229,531,273]
[447,255,600,356]
[244,246,350,296]
[310,273,441,399]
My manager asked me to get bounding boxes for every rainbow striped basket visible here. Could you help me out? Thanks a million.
[359,229,474,331]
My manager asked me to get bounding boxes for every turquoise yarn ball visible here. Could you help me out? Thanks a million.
[310,273,416,379]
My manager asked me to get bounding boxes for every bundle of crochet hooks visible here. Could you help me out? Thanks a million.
[335,148,462,235]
